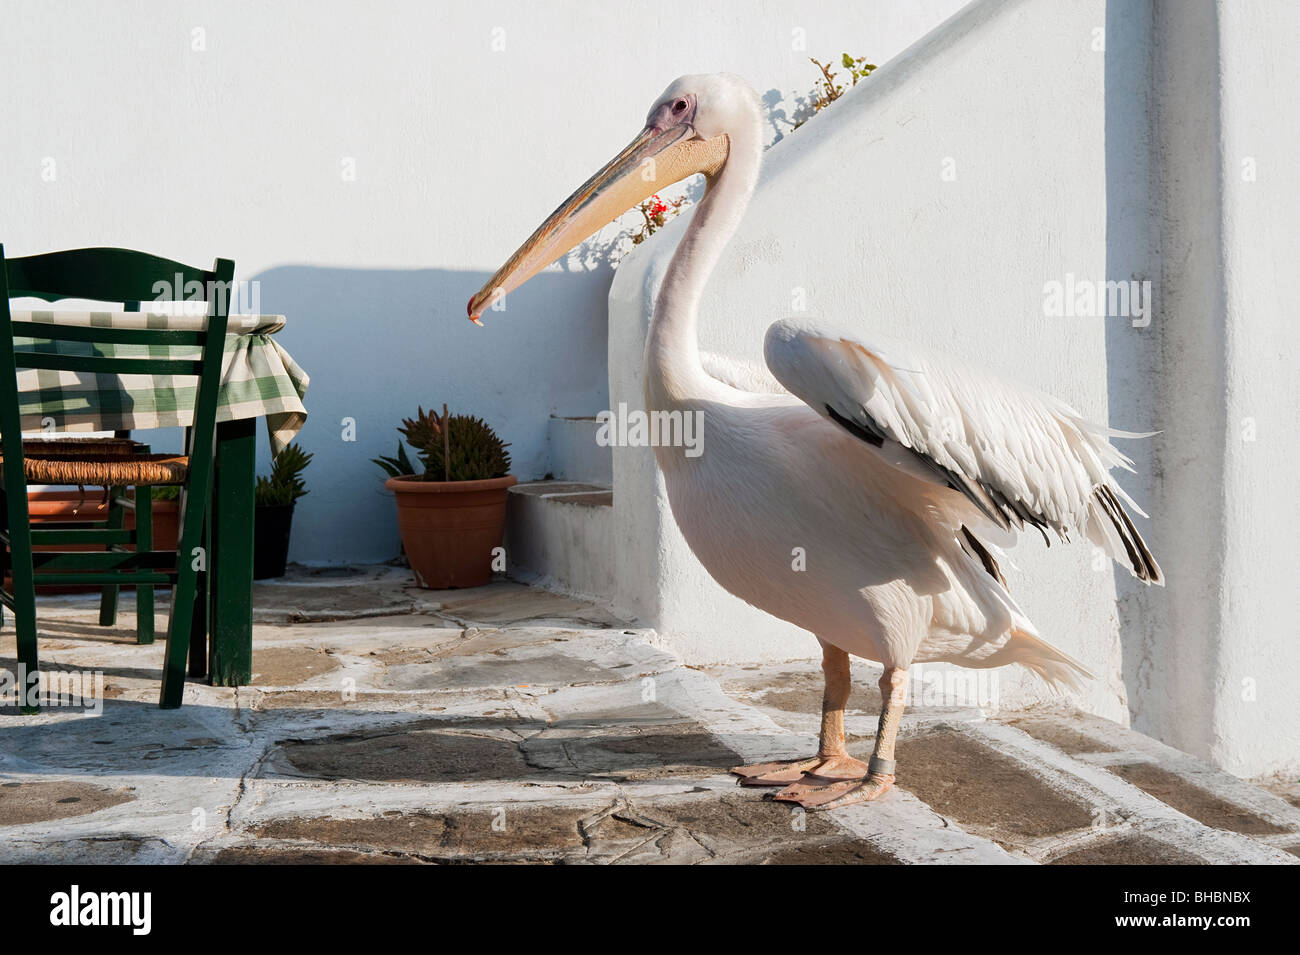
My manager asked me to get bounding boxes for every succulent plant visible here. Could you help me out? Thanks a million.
[393,406,511,482]
[256,442,312,507]
[371,442,416,479]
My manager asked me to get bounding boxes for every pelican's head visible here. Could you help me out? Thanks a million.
[467,73,758,323]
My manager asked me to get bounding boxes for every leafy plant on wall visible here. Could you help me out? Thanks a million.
[628,193,691,247]
[795,54,878,129]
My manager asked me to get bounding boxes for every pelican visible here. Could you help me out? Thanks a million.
[468,73,1162,810]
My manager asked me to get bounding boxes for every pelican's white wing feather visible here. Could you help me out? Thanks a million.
[763,319,1162,583]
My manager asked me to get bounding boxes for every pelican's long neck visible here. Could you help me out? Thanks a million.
[644,120,762,409]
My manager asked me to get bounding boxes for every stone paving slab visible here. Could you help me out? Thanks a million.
[1,566,1296,864]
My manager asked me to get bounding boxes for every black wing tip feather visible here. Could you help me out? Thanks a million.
[961,526,1007,588]
[987,485,1051,545]
[825,404,883,447]
[1095,486,1163,584]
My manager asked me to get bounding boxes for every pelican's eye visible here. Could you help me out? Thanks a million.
[673,99,688,113]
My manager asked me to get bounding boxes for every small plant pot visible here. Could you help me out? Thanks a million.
[385,474,516,589]
[254,503,295,580]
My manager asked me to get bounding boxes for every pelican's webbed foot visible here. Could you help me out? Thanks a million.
[773,765,895,810]
[731,754,868,788]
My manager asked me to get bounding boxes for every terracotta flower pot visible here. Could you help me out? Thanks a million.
[385,474,517,589]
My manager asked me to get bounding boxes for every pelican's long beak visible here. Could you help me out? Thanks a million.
[467,124,729,323]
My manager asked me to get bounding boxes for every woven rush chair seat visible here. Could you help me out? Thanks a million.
[20,437,143,456]
[12,451,188,487]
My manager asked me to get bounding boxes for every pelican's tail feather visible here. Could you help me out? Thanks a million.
[1010,626,1095,694]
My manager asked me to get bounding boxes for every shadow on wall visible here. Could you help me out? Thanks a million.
[245,263,615,564]
[761,88,818,146]
[1103,2,1169,733]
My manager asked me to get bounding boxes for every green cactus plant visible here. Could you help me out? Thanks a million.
[392,406,511,482]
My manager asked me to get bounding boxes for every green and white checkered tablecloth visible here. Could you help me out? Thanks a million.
[11,310,309,454]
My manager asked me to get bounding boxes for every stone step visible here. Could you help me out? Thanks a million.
[505,480,614,602]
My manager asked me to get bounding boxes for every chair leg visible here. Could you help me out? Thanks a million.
[0,485,9,632]
[159,489,207,708]
[98,485,125,626]
[2,483,40,712]
[188,516,209,678]
[159,573,195,709]
[134,486,155,644]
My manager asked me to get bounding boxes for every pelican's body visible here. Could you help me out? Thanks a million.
[469,72,1161,808]
[653,386,1039,676]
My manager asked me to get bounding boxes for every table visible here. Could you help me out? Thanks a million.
[11,309,310,685]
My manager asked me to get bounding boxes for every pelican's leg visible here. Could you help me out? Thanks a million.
[731,643,869,786]
[776,666,908,810]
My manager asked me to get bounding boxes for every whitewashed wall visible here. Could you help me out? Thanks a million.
[1,0,966,563]
[610,0,1300,778]
[1142,0,1300,778]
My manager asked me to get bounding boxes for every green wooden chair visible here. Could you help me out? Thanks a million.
[0,245,235,709]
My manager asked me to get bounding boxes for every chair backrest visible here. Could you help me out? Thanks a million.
[0,245,236,498]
